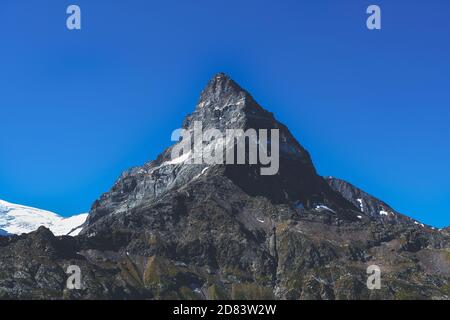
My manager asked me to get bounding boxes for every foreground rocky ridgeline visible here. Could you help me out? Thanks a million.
[0,73,449,299]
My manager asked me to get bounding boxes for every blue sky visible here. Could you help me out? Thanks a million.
[0,0,449,227]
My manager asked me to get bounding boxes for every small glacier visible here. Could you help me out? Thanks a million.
[0,199,88,236]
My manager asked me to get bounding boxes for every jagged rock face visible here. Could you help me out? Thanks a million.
[1,74,449,300]
[326,177,386,217]
[326,177,428,227]
[83,73,353,233]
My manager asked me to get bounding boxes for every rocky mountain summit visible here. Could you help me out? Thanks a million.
[0,73,449,300]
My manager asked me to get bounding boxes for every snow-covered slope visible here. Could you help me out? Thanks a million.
[0,199,88,236]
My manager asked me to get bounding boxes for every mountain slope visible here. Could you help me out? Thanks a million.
[0,73,449,300]
[325,177,430,226]
[0,200,88,236]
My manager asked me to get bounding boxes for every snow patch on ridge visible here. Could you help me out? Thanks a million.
[166,151,192,165]
[315,205,336,214]
[357,199,364,212]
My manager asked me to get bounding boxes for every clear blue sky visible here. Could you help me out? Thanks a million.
[0,0,449,227]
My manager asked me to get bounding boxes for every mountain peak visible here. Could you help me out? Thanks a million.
[84,73,355,229]
[196,73,250,111]
[182,73,272,133]
[201,72,242,93]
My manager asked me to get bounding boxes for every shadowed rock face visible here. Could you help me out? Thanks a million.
[0,74,449,300]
